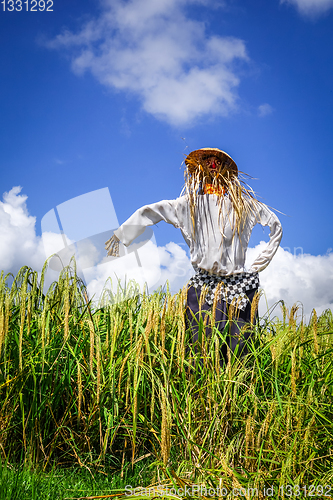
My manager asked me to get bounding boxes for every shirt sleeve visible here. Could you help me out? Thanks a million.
[248,203,283,273]
[113,198,180,247]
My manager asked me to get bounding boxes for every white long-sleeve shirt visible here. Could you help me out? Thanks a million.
[114,194,282,276]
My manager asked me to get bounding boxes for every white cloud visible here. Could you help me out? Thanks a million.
[46,0,249,126]
[258,103,274,117]
[0,187,46,275]
[246,243,333,319]
[281,0,333,17]
[1,188,332,321]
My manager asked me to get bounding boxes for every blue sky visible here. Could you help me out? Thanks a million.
[1,0,333,316]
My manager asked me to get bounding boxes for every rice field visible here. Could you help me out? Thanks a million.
[0,262,332,499]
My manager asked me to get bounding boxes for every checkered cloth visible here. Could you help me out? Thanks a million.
[187,269,260,311]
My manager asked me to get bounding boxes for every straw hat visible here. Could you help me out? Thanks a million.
[185,148,238,176]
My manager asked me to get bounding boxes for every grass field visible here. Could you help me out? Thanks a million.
[0,460,153,500]
[0,262,332,499]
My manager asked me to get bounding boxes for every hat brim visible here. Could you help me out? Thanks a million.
[185,148,238,176]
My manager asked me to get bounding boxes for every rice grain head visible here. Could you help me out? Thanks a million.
[64,273,70,342]
[77,360,82,425]
[160,298,167,354]
[250,289,261,326]
[19,271,29,371]
[312,309,319,356]
[160,387,171,465]
[88,318,95,374]
[96,332,101,404]
[291,345,297,397]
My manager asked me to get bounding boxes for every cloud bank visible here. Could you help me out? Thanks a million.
[46,0,249,126]
[281,0,333,17]
[1,187,332,319]
[0,187,46,276]
[246,243,333,318]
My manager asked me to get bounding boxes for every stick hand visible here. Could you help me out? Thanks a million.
[105,234,120,257]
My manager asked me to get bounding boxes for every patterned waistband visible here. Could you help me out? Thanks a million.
[187,269,260,311]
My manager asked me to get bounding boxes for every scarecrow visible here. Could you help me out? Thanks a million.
[105,148,282,364]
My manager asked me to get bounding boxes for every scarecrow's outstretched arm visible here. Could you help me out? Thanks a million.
[105,198,181,256]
